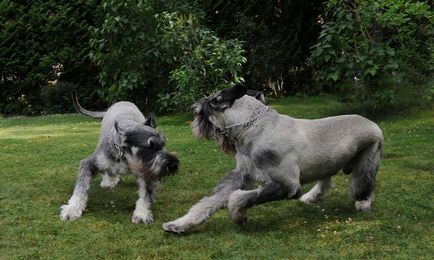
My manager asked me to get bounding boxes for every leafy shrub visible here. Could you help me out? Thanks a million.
[40,82,101,114]
[310,0,434,112]
[40,82,76,114]
[197,0,324,96]
[157,12,246,111]
[0,0,99,115]
[90,0,245,113]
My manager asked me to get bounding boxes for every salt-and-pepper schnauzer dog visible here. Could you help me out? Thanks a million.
[60,92,179,223]
[162,85,383,233]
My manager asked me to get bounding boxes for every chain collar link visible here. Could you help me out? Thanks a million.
[113,132,126,161]
[114,143,125,161]
[223,105,269,136]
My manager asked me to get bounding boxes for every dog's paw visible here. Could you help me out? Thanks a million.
[228,190,248,225]
[60,204,83,221]
[228,206,247,226]
[300,193,317,204]
[161,215,201,234]
[131,210,154,224]
[355,200,372,212]
[161,222,185,234]
[161,219,193,234]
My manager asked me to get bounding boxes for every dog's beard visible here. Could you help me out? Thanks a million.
[192,115,236,155]
[128,153,178,180]
[192,98,236,154]
[127,156,165,178]
[216,133,236,155]
[127,158,146,175]
[192,115,214,139]
[126,154,157,176]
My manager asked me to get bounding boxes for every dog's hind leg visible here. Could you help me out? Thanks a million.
[300,177,333,204]
[351,141,382,211]
[60,156,97,221]
[228,180,301,225]
[162,170,247,233]
[100,172,120,189]
[131,177,156,224]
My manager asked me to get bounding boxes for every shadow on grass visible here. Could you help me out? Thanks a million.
[234,201,358,234]
[160,198,364,238]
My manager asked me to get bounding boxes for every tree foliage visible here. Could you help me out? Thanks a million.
[198,0,323,96]
[158,12,245,110]
[90,0,245,112]
[0,0,99,115]
[1,0,433,115]
[310,0,434,112]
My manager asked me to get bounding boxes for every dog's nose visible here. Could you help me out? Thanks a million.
[167,162,178,172]
[167,156,179,172]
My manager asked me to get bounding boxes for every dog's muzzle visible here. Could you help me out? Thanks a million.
[164,153,179,173]
[192,98,218,140]
[150,152,179,178]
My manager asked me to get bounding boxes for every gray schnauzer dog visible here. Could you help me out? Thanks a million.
[60,92,179,223]
[162,85,383,233]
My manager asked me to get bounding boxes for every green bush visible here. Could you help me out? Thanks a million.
[157,12,245,111]
[40,82,102,114]
[198,0,324,96]
[0,0,100,115]
[90,0,245,113]
[0,1,338,115]
[310,0,434,112]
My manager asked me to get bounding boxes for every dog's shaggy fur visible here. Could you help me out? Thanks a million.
[162,85,383,233]
[60,92,179,223]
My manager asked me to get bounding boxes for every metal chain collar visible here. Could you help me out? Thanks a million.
[113,132,126,161]
[114,143,125,160]
[223,105,269,135]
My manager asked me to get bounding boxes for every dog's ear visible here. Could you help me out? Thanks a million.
[144,113,157,128]
[114,120,125,135]
[215,84,247,105]
[246,89,266,104]
[114,121,129,148]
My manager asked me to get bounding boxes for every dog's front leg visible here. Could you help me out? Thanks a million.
[228,180,301,225]
[300,177,333,204]
[162,170,246,233]
[60,156,97,221]
[131,177,155,224]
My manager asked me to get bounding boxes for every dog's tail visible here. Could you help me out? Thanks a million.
[72,90,106,119]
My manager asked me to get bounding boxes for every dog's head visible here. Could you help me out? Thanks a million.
[192,85,265,154]
[114,114,179,179]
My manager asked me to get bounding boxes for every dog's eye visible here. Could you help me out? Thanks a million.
[145,137,163,151]
[211,98,229,111]
[210,98,219,106]
[160,134,166,144]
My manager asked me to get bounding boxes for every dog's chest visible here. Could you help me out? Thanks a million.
[96,153,129,175]
[236,153,271,182]
[251,167,272,182]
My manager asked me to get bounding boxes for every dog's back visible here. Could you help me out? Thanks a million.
[101,101,145,125]
[72,91,146,146]
[97,102,145,145]
[297,114,383,148]
[277,114,383,182]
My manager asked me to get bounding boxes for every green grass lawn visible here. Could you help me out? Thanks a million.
[1,95,433,259]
